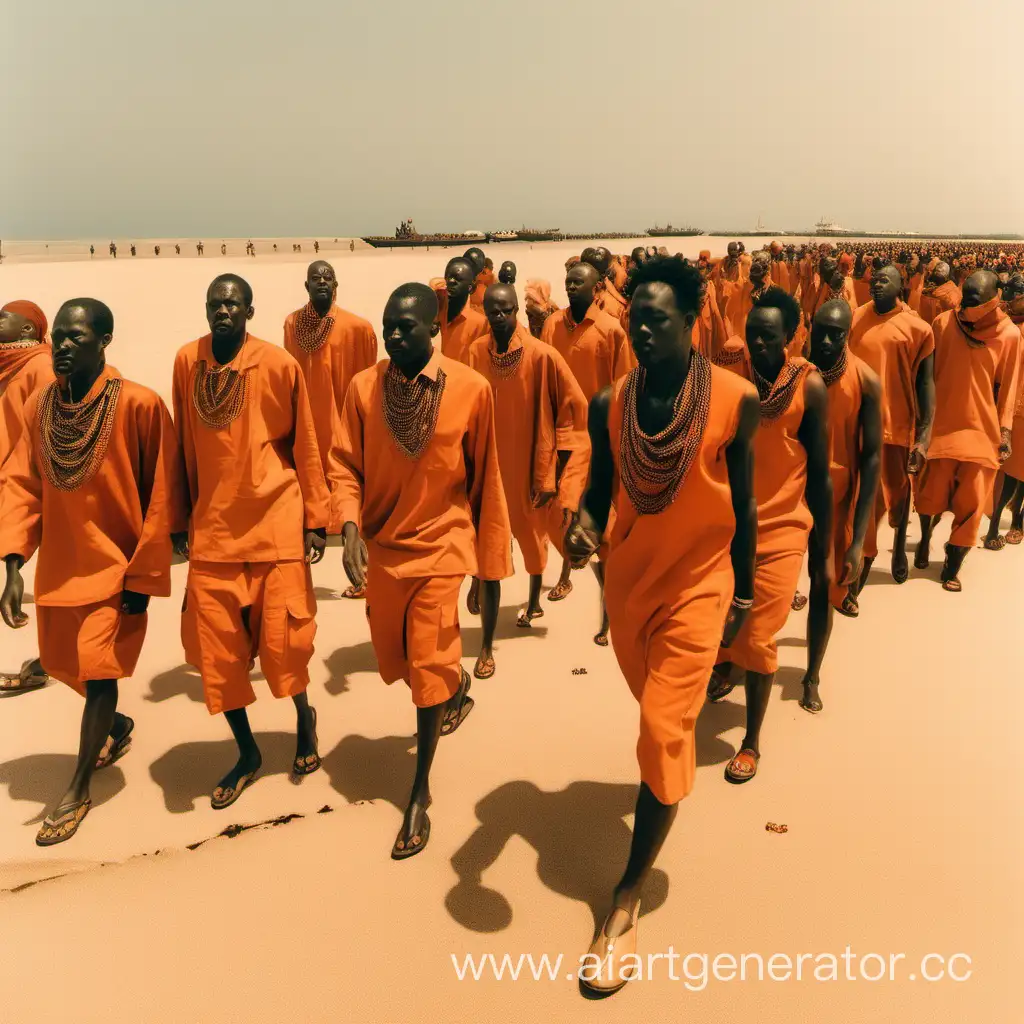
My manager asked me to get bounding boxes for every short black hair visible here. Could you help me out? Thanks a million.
[624,254,703,316]
[390,282,439,320]
[208,273,253,306]
[59,297,114,336]
[752,286,802,338]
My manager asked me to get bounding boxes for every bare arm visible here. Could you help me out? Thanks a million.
[910,351,936,472]
[579,387,614,539]
[847,370,883,561]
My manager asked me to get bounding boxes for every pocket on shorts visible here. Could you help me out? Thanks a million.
[263,571,317,666]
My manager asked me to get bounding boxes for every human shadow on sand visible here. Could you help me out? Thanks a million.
[149,731,299,813]
[445,780,669,934]
[0,754,126,825]
[144,663,207,705]
[321,732,417,811]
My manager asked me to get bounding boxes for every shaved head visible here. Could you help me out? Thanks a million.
[389,282,438,320]
[814,299,853,331]
[307,260,335,280]
[962,269,999,307]
[484,283,518,308]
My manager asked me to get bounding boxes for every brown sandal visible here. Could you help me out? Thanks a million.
[546,579,573,602]
[725,748,760,783]
[36,798,92,847]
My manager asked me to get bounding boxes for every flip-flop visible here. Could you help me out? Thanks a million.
[791,592,808,612]
[211,770,260,810]
[391,812,431,860]
[292,708,321,776]
[725,748,760,783]
[891,555,910,584]
[546,580,573,602]
[707,670,735,703]
[96,716,135,770]
[36,798,92,847]
[0,661,49,698]
[799,686,823,715]
[473,654,495,680]
[913,546,930,570]
[593,632,609,648]
[835,593,859,619]
[441,674,474,736]
[516,607,543,628]
[984,536,1006,551]
[941,578,962,593]
[341,585,366,599]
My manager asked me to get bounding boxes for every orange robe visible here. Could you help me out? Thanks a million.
[470,268,496,311]
[0,345,53,473]
[609,259,628,293]
[853,269,873,308]
[918,282,961,326]
[848,302,934,556]
[283,304,377,532]
[172,334,330,714]
[810,276,859,319]
[713,258,746,322]
[596,277,628,322]
[332,352,512,707]
[605,359,757,804]
[431,284,489,364]
[1003,318,1024,481]
[0,367,177,692]
[824,353,877,608]
[693,281,730,360]
[467,325,589,575]
[799,260,820,322]
[916,308,1022,546]
[770,260,791,295]
[541,304,633,402]
[719,357,815,674]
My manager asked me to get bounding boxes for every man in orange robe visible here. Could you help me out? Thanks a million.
[464,248,495,311]
[333,282,511,859]
[466,284,589,679]
[985,274,1024,547]
[852,253,873,307]
[918,262,961,325]
[810,254,858,319]
[726,251,772,337]
[0,298,178,845]
[564,255,759,995]
[430,257,489,363]
[769,241,791,294]
[0,300,54,696]
[542,261,633,642]
[806,301,883,647]
[708,287,833,775]
[915,270,1021,590]
[712,241,747,321]
[583,247,629,322]
[172,274,329,809]
[848,265,935,591]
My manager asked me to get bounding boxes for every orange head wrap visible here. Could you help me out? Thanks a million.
[1,300,48,340]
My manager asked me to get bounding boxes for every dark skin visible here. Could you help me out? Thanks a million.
[444,259,476,324]
[498,261,516,285]
[712,307,833,750]
[583,246,614,280]
[306,260,337,316]
[858,267,935,587]
[463,248,486,277]
[918,271,1007,588]
[806,303,882,708]
[565,278,759,940]
[749,258,770,288]
[171,280,323,805]
[341,289,476,856]
[0,304,138,830]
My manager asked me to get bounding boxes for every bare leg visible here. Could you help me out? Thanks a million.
[517,574,544,627]
[291,691,318,769]
[474,580,500,678]
[941,544,969,592]
[1008,481,1024,532]
[915,514,937,568]
[985,474,1017,549]
[393,702,445,854]
[547,556,573,601]
[592,561,609,646]
[891,491,912,582]
[725,670,774,780]
[600,783,678,937]
[800,591,833,714]
[50,679,118,813]
[214,707,263,800]
[855,557,874,596]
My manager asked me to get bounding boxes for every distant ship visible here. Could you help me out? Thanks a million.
[647,224,701,237]
[487,231,519,242]
[363,219,485,249]
[745,215,787,237]
[517,228,562,242]
[815,218,848,236]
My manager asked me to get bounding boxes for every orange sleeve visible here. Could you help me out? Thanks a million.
[995,331,1022,434]
[123,396,177,598]
[330,374,366,531]
[359,323,379,376]
[611,322,635,378]
[552,354,591,511]
[463,384,512,581]
[170,350,196,534]
[0,400,42,561]
[290,364,331,530]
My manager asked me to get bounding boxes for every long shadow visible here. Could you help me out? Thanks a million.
[775,665,807,704]
[145,663,206,705]
[314,586,343,602]
[148,731,299,813]
[0,754,126,825]
[323,641,378,697]
[695,697,747,767]
[321,732,417,812]
[777,636,807,649]
[459,603,550,652]
[445,780,669,934]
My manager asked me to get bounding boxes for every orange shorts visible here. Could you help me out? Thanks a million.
[865,444,910,559]
[365,564,463,708]
[606,572,730,806]
[37,596,148,695]
[915,458,996,548]
[509,506,549,576]
[182,560,316,715]
[718,546,806,675]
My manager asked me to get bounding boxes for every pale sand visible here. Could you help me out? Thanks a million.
[0,249,1020,1022]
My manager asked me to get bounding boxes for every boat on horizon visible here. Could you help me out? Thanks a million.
[647,224,701,237]
[516,228,562,242]
[363,219,485,249]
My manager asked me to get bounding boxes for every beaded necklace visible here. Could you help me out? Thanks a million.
[382,362,447,459]
[619,354,712,516]
[37,375,123,492]
[293,303,334,353]
[817,347,848,388]
[753,359,810,423]
[0,339,42,351]
[193,337,250,428]
[489,343,524,380]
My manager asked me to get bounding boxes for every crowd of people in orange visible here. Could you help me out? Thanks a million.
[0,235,1021,993]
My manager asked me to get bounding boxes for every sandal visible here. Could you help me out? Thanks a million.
[707,669,735,703]
[799,685,823,715]
[36,798,92,847]
[725,748,760,783]
[341,584,366,599]
[836,593,859,619]
[593,631,609,647]
[473,653,495,680]
[791,591,808,612]
[441,672,475,736]
[941,578,962,593]
[391,812,431,860]
[984,536,1006,551]
[546,579,573,602]
[1006,527,1023,545]
[0,660,49,699]
[292,707,321,776]
[516,607,543,628]
[95,716,135,770]
[211,769,260,810]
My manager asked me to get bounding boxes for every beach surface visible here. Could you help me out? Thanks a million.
[0,245,1019,1022]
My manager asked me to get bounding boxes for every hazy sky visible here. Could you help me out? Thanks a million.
[4,0,1022,239]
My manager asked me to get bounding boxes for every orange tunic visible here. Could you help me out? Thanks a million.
[712,258,746,321]
[919,282,961,326]
[470,268,496,311]
[853,269,873,307]
[693,282,731,360]
[0,367,177,690]
[0,346,53,472]
[541,304,633,402]
[332,352,512,582]
[467,325,590,575]
[283,304,377,524]
[596,278,628,322]
[719,357,815,674]
[810,276,859,319]
[770,261,791,295]
[605,360,757,805]
[171,334,331,561]
[438,298,489,365]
